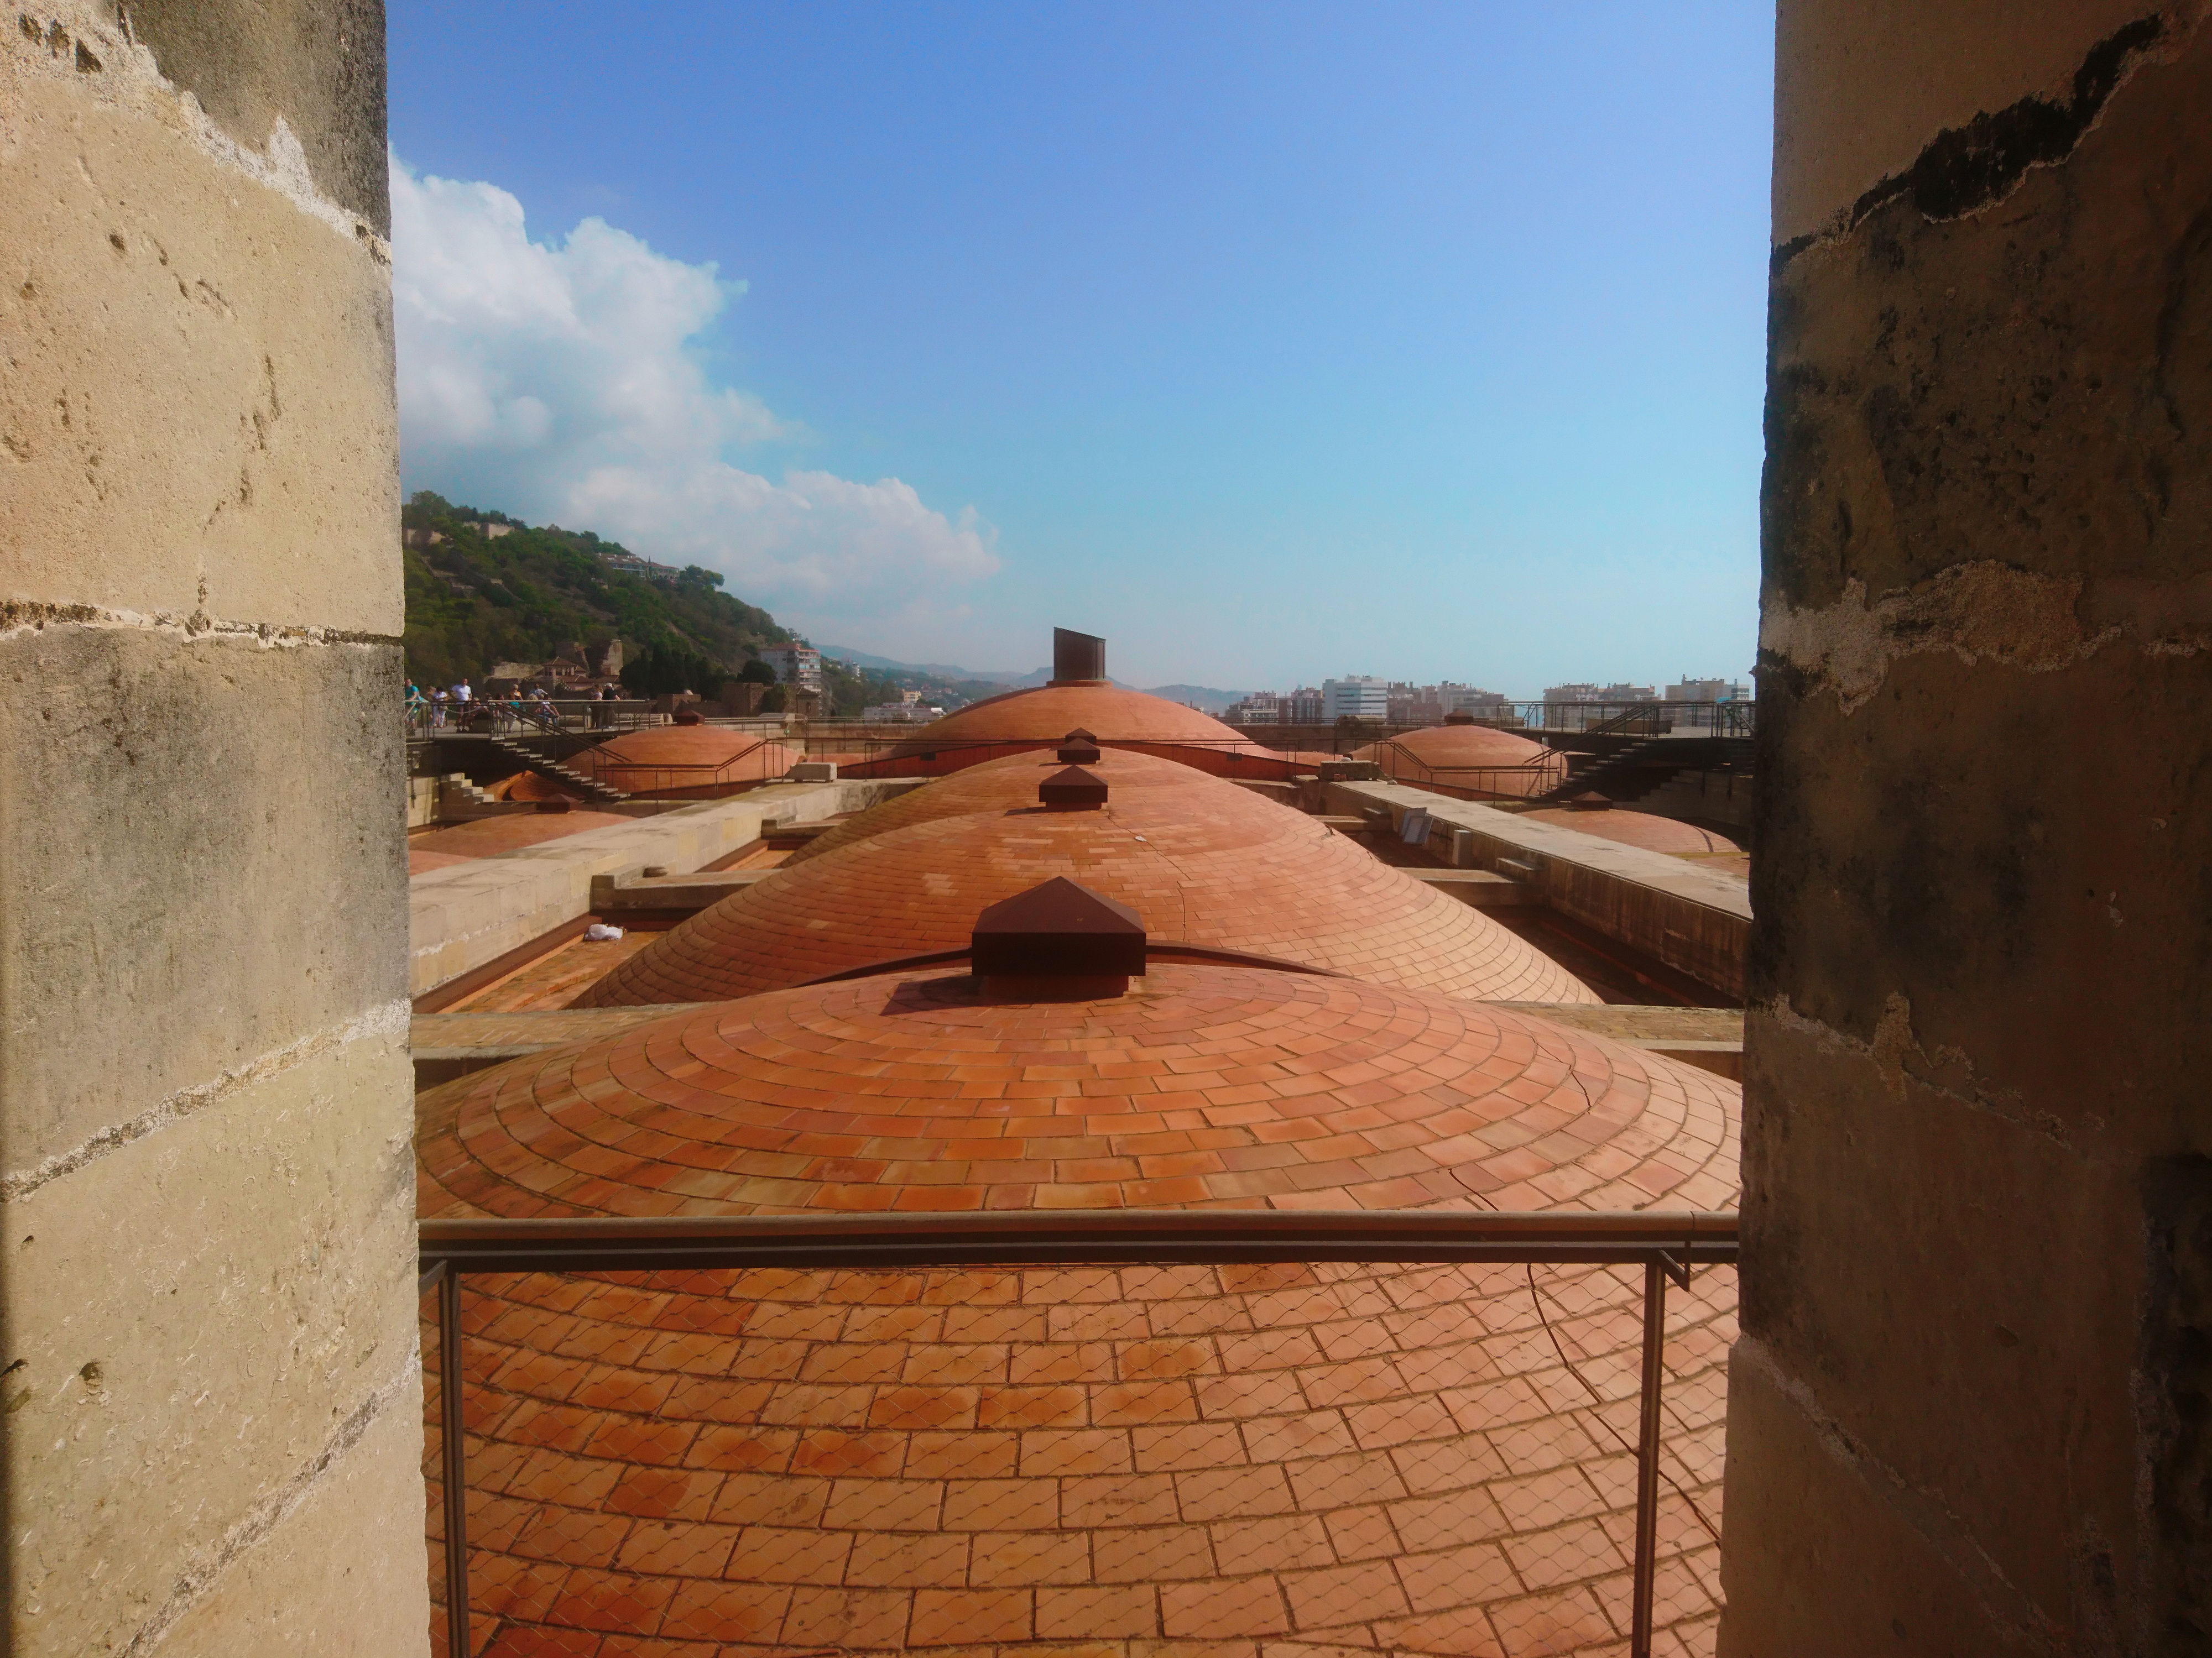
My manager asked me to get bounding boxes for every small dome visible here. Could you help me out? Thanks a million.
[573,787,1595,1008]
[915,684,1245,748]
[571,723,795,796]
[1524,804,1749,864]
[1357,724,1554,798]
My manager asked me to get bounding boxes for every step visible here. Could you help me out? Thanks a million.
[588,868,778,912]
[1403,869,1540,908]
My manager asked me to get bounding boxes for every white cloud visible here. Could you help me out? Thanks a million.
[389,156,999,614]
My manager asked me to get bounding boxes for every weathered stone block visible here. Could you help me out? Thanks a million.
[0,624,407,1171]
[2,39,399,632]
[4,1033,419,1657]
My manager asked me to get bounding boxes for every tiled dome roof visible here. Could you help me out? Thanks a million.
[572,791,1596,1008]
[419,969,1737,1653]
[917,684,1245,748]
[428,963,1729,1217]
[1357,724,1554,797]
[788,749,1242,867]
[485,770,571,803]
[571,724,796,794]
[1523,805,1746,861]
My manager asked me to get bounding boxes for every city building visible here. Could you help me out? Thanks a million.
[1322,674,1390,721]
[1222,689,1284,723]
[860,694,943,723]
[1542,681,1658,704]
[1386,681,1432,724]
[1665,675,1751,702]
[759,643,825,692]
[1441,682,1509,716]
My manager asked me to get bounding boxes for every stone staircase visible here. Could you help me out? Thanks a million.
[1533,736,1752,805]
[485,735,629,804]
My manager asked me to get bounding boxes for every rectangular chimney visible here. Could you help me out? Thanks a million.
[1051,627,1107,685]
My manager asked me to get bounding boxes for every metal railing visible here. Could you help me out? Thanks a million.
[420,1207,1735,1658]
[1369,740,1569,799]
[564,736,802,795]
[1515,701,1755,737]
[406,697,661,736]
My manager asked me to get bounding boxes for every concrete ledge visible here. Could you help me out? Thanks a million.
[589,869,777,912]
[413,1003,715,1087]
[1404,869,1540,908]
[1328,781,1751,1000]
[1494,1001,1745,1080]
[408,780,915,996]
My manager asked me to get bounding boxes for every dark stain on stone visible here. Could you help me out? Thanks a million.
[2143,1155,2212,1651]
[74,36,98,71]
[1775,14,2166,273]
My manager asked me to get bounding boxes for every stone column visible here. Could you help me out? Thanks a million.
[2,4,425,1654]
[1727,3,2212,1652]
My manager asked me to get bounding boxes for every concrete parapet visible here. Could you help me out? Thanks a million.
[408,780,915,996]
[1327,780,1751,1001]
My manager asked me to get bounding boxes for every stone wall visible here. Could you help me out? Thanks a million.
[2,4,427,1654]
[1327,781,1752,1001]
[1725,4,2212,1652]
[408,778,918,996]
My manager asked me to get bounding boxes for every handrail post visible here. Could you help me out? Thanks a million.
[439,1263,471,1658]
[1630,1259,1667,1658]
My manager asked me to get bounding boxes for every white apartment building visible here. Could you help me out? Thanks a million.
[760,644,824,692]
[1322,676,1390,721]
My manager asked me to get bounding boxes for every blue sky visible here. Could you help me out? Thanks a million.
[387,2,1773,692]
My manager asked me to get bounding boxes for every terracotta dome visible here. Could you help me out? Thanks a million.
[1355,724,1556,799]
[486,768,571,803]
[922,684,1244,747]
[419,966,1736,1653]
[573,789,1597,1008]
[787,748,1246,866]
[839,684,1318,784]
[1524,804,1747,865]
[571,723,799,797]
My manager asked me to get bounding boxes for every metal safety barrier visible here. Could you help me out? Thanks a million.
[420,1208,1735,1658]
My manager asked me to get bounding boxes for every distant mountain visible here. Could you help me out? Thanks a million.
[820,647,1034,684]
[1142,683,1251,715]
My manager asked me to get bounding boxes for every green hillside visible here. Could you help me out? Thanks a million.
[400,492,903,713]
